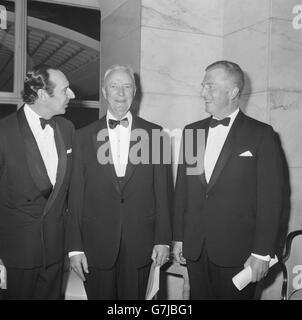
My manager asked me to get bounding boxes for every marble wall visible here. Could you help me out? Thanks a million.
[100,0,141,117]
[139,0,224,132]
[224,0,302,299]
[101,0,302,300]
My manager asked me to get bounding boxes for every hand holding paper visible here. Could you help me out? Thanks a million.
[145,261,160,300]
[232,255,278,291]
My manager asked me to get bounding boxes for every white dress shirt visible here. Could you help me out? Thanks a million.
[69,110,132,258]
[107,110,132,177]
[204,108,239,183]
[24,104,58,186]
[204,108,270,262]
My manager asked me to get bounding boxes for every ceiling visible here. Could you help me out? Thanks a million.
[34,0,128,20]
[0,11,100,99]
[1,0,129,98]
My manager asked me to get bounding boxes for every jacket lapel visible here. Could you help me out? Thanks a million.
[207,111,244,192]
[197,118,211,187]
[122,114,140,189]
[43,123,67,216]
[17,107,53,199]
[93,117,121,194]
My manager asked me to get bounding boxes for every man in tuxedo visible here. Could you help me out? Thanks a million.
[0,65,75,299]
[66,65,172,299]
[173,60,283,299]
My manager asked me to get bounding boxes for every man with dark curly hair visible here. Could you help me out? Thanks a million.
[0,65,75,299]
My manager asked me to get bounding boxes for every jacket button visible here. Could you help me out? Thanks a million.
[121,199,124,203]
[205,194,209,199]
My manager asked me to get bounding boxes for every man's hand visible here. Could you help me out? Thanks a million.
[69,253,89,281]
[172,241,186,264]
[0,258,4,266]
[151,245,170,266]
[244,255,269,282]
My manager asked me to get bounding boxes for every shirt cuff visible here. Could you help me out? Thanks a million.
[251,253,271,261]
[68,251,84,258]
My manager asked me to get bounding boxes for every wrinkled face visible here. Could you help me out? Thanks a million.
[102,69,136,119]
[45,69,75,117]
[200,67,233,118]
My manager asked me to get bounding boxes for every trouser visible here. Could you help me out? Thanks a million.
[84,238,151,300]
[0,261,64,300]
[186,248,256,300]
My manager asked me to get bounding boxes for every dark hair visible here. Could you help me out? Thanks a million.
[22,65,56,104]
[206,60,245,96]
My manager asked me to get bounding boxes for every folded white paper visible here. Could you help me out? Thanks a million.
[232,255,278,291]
[145,262,160,300]
[0,265,7,290]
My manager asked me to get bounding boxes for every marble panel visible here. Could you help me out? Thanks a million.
[223,20,270,95]
[141,0,223,36]
[270,91,302,167]
[138,92,209,131]
[224,0,270,35]
[271,0,302,21]
[140,26,223,96]
[270,19,302,92]
[240,92,270,123]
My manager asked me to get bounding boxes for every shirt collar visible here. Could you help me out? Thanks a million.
[24,104,45,135]
[212,108,239,128]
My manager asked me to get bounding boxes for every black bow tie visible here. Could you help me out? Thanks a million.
[108,118,129,129]
[40,118,56,130]
[209,117,231,128]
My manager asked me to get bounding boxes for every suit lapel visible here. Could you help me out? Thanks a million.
[207,111,244,192]
[17,107,53,199]
[198,118,211,187]
[43,123,67,216]
[122,115,140,189]
[93,117,121,194]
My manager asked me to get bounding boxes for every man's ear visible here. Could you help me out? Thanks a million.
[230,87,240,100]
[36,88,47,101]
[102,87,107,99]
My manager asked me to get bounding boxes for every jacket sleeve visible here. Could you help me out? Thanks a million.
[253,126,283,257]
[172,129,187,242]
[65,131,85,253]
[153,128,172,246]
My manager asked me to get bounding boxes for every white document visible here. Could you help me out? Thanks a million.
[145,262,160,300]
[0,265,7,289]
[232,255,278,291]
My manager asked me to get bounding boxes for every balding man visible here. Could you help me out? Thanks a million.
[0,65,75,299]
[66,64,172,300]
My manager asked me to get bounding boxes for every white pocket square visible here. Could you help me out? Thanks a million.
[239,151,253,157]
[67,148,72,154]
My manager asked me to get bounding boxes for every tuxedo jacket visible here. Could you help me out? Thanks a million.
[0,106,74,268]
[173,111,283,267]
[65,114,172,269]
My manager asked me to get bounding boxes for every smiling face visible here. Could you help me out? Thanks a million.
[200,67,237,119]
[102,69,136,119]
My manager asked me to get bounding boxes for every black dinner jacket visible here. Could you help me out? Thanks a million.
[0,106,74,268]
[66,114,172,269]
[173,111,283,267]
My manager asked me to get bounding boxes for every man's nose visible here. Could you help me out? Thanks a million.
[117,86,125,96]
[200,86,206,98]
[67,88,75,99]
